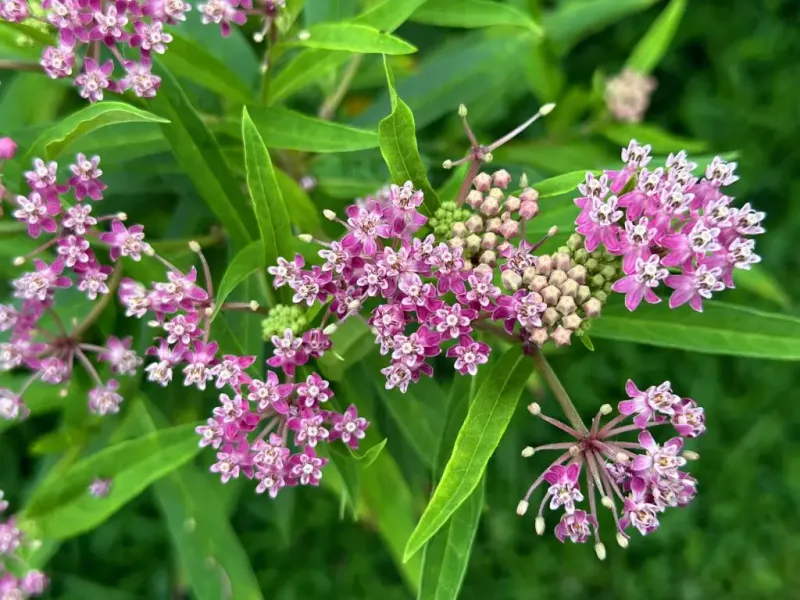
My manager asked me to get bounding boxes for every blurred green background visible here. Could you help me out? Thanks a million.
[2,0,800,598]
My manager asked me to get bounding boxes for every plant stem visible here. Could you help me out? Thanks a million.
[72,266,123,339]
[318,54,363,120]
[0,60,41,72]
[529,348,588,434]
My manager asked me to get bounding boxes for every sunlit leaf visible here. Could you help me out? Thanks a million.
[211,241,264,321]
[535,170,598,198]
[378,57,440,215]
[411,0,541,34]
[626,0,688,74]
[600,122,708,154]
[290,23,417,55]
[591,300,800,360]
[404,347,529,561]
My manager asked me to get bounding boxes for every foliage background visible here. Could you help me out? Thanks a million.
[2,0,800,598]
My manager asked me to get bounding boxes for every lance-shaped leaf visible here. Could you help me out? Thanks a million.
[626,0,688,74]
[418,375,483,600]
[290,23,417,54]
[211,240,264,321]
[590,300,800,360]
[21,423,202,540]
[148,66,257,249]
[378,57,440,216]
[21,102,168,165]
[600,122,707,154]
[245,107,379,152]
[411,0,542,34]
[403,347,530,561]
[535,170,599,198]
[241,107,293,302]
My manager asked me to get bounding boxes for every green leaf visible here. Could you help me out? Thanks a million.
[352,437,388,467]
[21,102,168,163]
[241,108,295,306]
[418,374,483,600]
[132,401,264,600]
[148,66,257,249]
[733,268,791,309]
[404,347,530,561]
[246,107,379,152]
[22,423,202,540]
[211,241,264,321]
[591,300,800,360]
[626,0,688,74]
[580,334,596,351]
[600,122,708,154]
[291,23,417,54]
[326,444,361,519]
[0,73,66,128]
[543,0,659,51]
[378,57,440,216]
[159,32,255,103]
[318,318,373,381]
[535,170,598,198]
[275,169,323,235]
[354,0,432,31]
[411,0,542,34]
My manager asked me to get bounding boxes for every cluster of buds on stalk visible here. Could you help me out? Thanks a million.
[0,0,287,101]
[517,378,704,559]
[0,491,48,598]
[604,68,657,123]
[576,141,764,311]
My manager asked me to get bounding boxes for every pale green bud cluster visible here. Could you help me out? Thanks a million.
[261,304,307,340]
[559,233,622,305]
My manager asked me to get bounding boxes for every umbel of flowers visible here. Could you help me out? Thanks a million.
[0,490,49,598]
[0,0,287,101]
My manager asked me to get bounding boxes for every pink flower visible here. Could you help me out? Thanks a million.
[288,446,327,486]
[610,255,668,311]
[431,303,476,339]
[68,153,106,200]
[631,431,686,480]
[618,380,679,428]
[665,263,725,312]
[342,201,390,255]
[198,0,246,37]
[576,195,623,252]
[75,58,114,103]
[296,373,333,408]
[671,398,705,438]
[212,354,255,389]
[100,219,152,261]
[98,336,141,375]
[620,477,661,535]
[446,336,490,376]
[330,404,368,449]
[182,341,219,390]
[13,259,72,301]
[13,192,60,238]
[145,338,184,386]
[544,464,584,514]
[88,379,123,415]
[554,510,596,544]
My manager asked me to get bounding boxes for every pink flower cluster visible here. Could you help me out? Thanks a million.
[0,142,146,419]
[0,491,48,598]
[270,181,503,393]
[517,379,704,557]
[575,141,764,311]
[0,0,285,102]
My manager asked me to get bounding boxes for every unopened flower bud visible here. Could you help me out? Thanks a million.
[595,542,607,561]
[298,233,313,243]
[519,200,538,221]
[566,233,584,251]
[551,326,573,347]
[442,159,453,169]
[540,102,556,116]
[117,212,128,221]
[529,274,548,293]
[516,500,529,516]
[562,313,582,330]
[521,446,535,457]
[505,195,521,213]
[0,137,18,159]
[485,217,501,233]
[616,532,629,548]
[448,237,465,250]
[483,152,493,163]
[522,267,538,285]
[541,286,561,307]
[559,279,579,298]
[474,263,493,277]
[682,450,700,461]
[527,402,541,416]
[480,196,500,217]
[600,403,612,415]
[466,234,482,255]
[481,232,498,250]
[594,290,608,304]
[574,248,589,264]
[473,173,492,192]
[323,209,337,221]
[59,388,69,398]
[576,285,592,304]
[496,241,511,255]
[458,103,468,117]
[553,252,571,271]
[569,445,581,456]
[519,173,529,188]
[583,298,603,319]
[12,256,25,266]
[498,219,520,239]
[347,299,362,311]
[452,222,469,238]
[249,300,260,311]
[488,187,505,202]
[323,323,338,336]
[567,265,587,284]
[616,452,629,463]
[520,187,539,203]
[529,328,549,347]
[478,250,497,266]
[556,295,576,316]
[492,170,512,189]
[535,516,545,535]
[501,269,522,291]
[188,240,201,253]
[542,307,560,326]
[298,30,311,41]
[535,254,553,276]
[549,269,568,287]
[466,190,484,209]
[601,495,614,508]
[585,257,599,272]
[590,273,606,289]
[600,264,618,280]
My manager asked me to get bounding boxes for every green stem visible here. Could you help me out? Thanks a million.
[72,266,123,340]
[318,54,363,120]
[530,348,588,433]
